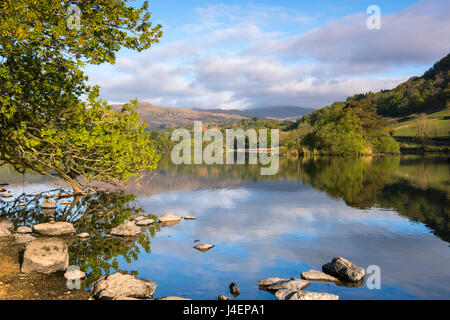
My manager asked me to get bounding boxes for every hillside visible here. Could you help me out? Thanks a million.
[194,106,313,120]
[112,102,247,129]
[346,53,450,117]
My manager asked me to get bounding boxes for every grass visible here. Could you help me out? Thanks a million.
[391,108,450,138]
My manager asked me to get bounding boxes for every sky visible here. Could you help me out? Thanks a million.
[85,0,450,110]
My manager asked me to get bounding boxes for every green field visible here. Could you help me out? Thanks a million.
[392,108,450,138]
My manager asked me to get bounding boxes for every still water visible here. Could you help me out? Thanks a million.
[1,155,449,300]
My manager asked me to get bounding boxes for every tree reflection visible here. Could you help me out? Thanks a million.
[0,190,160,289]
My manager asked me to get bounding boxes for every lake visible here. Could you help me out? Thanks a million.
[0,155,449,300]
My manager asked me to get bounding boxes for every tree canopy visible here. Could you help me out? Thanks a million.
[0,1,163,192]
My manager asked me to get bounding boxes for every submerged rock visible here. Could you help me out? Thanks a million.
[33,222,76,236]
[135,219,155,227]
[229,282,240,297]
[218,295,232,300]
[158,212,182,223]
[0,193,13,198]
[322,257,365,283]
[110,221,141,237]
[259,278,290,288]
[275,290,339,301]
[21,238,69,274]
[301,269,339,282]
[134,216,147,222]
[90,272,157,300]
[16,226,33,234]
[14,234,36,244]
[194,243,215,252]
[184,216,197,220]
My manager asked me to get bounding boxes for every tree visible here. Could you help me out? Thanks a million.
[415,113,429,147]
[0,1,163,193]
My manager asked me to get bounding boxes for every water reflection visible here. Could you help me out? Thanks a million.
[0,191,160,289]
[0,155,449,299]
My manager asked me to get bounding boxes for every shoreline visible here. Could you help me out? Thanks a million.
[0,235,90,300]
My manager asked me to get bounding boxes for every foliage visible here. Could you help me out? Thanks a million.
[0,0,163,192]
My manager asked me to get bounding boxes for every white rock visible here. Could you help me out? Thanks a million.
[41,199,56,209]
[136,219,155,227]
[90,272,157,300]
[17,226,33,234]
[33,222,76,236]
[77,232,90,239]
[301,269,339,282]
[21,238,69,274]
[276,290,339,300]
[158,212,182,223]
[15,234,36,244]
[64,269,86,280]
[110,221,141,237]
[264,278,310,292]
[194,243,215,252]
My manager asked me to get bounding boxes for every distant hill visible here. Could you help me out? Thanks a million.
[111,102,247,129]
[194,106,314,120]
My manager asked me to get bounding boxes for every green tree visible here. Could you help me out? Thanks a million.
[0,1,163,193]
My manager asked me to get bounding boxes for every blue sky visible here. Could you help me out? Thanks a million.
[85,0,450,109]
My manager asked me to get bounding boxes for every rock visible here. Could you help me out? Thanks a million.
[218,295,232,300]
[259,278,290,288]
[21,238,69,274]
[134,216,147,222]
[33,222,76,236]
[275,290,339,301]
[0,188,5,192]
[14,234,36,244]
[158,212,182,223]
[110,221,141,237]
[64,269,86,280]
[322,257,366,282]
[0,218,14,230]
[157,296,192,300]
[194,243,215,252]
[0,227,11,237]
[17,226,33,234]
[135,219,155,227]
[264,278,310,293]
[184,216,197,220]
[90,272,157,300]
[0,193,13,198]
[229,282,240,297]
[19,203,26,207]
[41,199,56,209]
[301,269,339,282]
[112,296,141,300]
[77,232,90,239]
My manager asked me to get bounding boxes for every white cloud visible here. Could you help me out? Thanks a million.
[89,0,450,109]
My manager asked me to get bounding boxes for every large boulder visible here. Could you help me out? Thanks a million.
[301,269,339,282]
[21,238,69,274]
[158,212,182,223]
[33,222,76,236]
[275,290,339,301]
[90,272,157,300]
[322,257,366,282]
[110,221,141,237]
